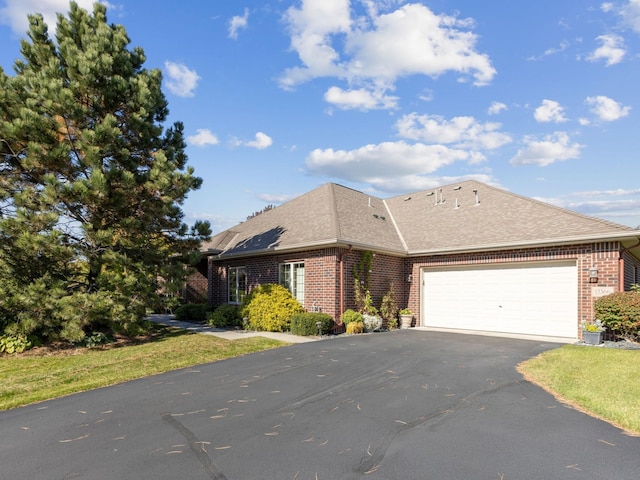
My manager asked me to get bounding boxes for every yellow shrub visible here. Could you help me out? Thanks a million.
[346,321,364,334]
[240,284,304,332]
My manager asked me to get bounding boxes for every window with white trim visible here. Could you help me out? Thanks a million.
[228,266,247,304]
[279,262,304,304]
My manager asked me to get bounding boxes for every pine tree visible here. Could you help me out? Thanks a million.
[0,2,211,342]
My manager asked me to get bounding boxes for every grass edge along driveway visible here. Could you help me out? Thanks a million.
[2,329,639,438]
[0,326,286,411]
[518,344,640,436]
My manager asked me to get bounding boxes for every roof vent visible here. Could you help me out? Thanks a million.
[473,189,480,206]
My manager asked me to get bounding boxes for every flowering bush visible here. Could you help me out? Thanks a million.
[580,319,605,332]
[362,314,383,332]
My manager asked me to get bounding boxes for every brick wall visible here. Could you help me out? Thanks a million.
[194,241,631,334]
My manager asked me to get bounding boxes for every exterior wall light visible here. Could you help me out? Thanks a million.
[589,267,598,283]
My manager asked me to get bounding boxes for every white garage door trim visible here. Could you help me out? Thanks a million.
[421,260,578,339]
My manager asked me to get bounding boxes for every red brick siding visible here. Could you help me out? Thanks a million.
[183,270,208,303]
[196,241,628,335]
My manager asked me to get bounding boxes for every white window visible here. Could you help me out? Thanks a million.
[228,266,247,304]
[279,262,304,304]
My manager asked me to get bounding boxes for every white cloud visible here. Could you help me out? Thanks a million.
[324,86,398,110]
[163,61,201,97]
[280,1,495,110]
[228,8,249,40]
[0,0,96,35]
[510,132,583,167]
[587,34,626,66]
[305,140,496,192]
[187,129,219,147]
[536,187,640,226]
[258,193,297,204]
[305,141,473,183]
[586,95,631,121]
[528,40,570,61]
[488,101,507,115]
[601,3,615,13]
[245,132,273,150]
[534,99,568,123]
[617,0,640,32]
[396,113,512,151]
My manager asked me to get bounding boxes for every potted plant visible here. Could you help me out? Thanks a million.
[581,319,605,345]
[399,308,413,329]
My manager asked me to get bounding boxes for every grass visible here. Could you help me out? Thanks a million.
[0,325,286,411]
[518,345,640,435]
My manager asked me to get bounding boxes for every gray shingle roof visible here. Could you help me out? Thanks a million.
[202,181,639,258]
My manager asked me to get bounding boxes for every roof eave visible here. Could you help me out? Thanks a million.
[207,238,407,260]
[407,231,640,257]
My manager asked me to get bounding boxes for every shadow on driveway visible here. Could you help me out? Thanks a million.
[2,331,638,479]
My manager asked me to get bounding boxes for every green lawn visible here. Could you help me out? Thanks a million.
[0,326,285,411]
[518,345,640,435]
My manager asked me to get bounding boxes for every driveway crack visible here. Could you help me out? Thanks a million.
[161,413,229,480]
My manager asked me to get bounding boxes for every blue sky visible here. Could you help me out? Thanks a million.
[1,1,639,232]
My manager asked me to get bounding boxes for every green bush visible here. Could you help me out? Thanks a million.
[0,333,35,354]
[290,312,334,336]
[74,331,114,348]
[594,291,640,340]
[207,304,243,328]
[340,309,363,325]
[346,321,364,334]
[241,284,304,332]
[174,303,209,322]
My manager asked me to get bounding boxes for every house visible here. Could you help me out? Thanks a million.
[196,180,640,341]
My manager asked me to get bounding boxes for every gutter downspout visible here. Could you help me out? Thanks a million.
[619,237,640,291]
[338,246,353,325]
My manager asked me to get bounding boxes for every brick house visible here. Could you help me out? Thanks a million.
[197,181,640,341]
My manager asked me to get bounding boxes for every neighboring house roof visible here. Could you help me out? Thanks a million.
[202,181,640,259]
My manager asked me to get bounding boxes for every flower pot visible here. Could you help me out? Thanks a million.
[400,314,413,329]
[583,331,602,345]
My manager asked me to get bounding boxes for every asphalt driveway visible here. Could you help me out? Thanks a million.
[1,331,638,479]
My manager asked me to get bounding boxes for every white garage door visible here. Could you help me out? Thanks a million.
[421,261,577,338]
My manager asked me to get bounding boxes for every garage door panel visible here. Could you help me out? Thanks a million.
[422,261,577,338]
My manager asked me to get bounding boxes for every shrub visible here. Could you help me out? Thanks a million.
[380,283,398,329]
[340,309,363,325]
[594,291,640,341]
[290,312,334,336]
[74,331,114,348]
[362,314,383,332]
[207,304,243,328]
[346,321,364,334]
[174,303,209,322]
[241,284,304,332]
[0,333,35,354]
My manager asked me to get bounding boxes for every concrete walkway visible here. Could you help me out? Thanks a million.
[146,314,318,343]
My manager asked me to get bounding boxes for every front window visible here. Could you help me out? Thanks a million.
[228,266,247,304]
[279,262,304,304]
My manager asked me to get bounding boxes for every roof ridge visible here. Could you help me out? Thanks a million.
[328,183,342,240]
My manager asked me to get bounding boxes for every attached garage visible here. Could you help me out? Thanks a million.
[421,261,578,339]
